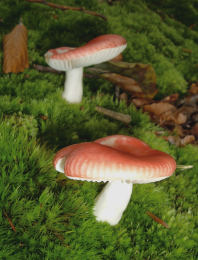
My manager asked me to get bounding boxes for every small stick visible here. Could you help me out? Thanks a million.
[146,211,169,229]
[176,165,193,170]
[33,64,62,74]
[96,106,131,124]
[33,64,96,79]
[115,85,120,101]
[3,211,16,232]
[25,0,107,21]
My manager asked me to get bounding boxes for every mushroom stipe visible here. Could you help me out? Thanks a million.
[53,135,176,225]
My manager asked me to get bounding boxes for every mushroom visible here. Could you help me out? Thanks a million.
[45,34,127,103]
[53,135,176,225]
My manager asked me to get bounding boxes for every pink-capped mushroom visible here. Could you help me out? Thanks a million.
[53,135,176,225]
[45,34,127,103]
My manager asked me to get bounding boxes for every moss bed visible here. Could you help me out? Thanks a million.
[0,0,198,259]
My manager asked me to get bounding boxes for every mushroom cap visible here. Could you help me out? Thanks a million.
[45,34,127,71]
[53,135,176,184]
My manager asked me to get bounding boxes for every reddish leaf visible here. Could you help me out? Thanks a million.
[146,211,169,229]
[3,211,16,232]
[3,22,29,73]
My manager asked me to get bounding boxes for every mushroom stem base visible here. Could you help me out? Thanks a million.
[62,67,83,103]
[93,181,133,225]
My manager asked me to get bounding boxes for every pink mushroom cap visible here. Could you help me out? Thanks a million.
[45,34,127,71]
[53,135,176,184]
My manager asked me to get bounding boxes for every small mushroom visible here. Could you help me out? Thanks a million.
[53,135,176,225]
[45,34,127,103]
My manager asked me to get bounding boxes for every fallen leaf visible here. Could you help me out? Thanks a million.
[173,111,187,125]
[162,93,179,103]
[183,94,198,107]
[188,83,198,95]
[163,135,195,147]
[173,125,184,137]
[101,73,143,95]
[180,135,195,146]
[40,115,48,121]
[144,102,176,116]
[146,211,169,228]
[191,123,198,138]
[191,111,198,123]
[131,98,152,107]
[119,92,128,103]
[91,61,157,99]
[163,135,181,146]
[3,22,29,73]
[110,53,123,62]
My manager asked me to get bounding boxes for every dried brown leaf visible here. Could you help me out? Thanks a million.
[3,23,29,73]
[101,73,143,95]
[144,102,188,127]
[110,53,123,62]
[173,125,184,137]
[131,98,153,108]
[144,102,176,116]
[191,123,198,138]
[92,61,157,99]
[119,92,128,103]
[162,93,179,103]
[163,135,181,146]
[188,83,198,95]
[180,135,195,146]
[163,135,195,147]
[174,111,187,125]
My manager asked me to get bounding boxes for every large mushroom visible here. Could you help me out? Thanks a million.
[45,34,127,103]
[53,135,176,225]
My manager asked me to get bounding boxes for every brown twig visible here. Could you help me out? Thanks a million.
[33,64,96,79]
[146,211,169,229]
[95,106,131,124]
[3,211,16,232]
[25,0,107,20]
[33,64,62,74]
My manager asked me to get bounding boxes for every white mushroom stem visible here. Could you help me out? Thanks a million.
[62,67,83,103]
[93,181,133,225]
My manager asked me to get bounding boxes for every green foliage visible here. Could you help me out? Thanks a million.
[145,0,198,27]
[0,0,198,259]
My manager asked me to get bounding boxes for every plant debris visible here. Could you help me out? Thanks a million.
[90,61,157,99]
[25,0,107,20]
[95,106,131,124]
[146,211,169,229]
[32,62,198,147]
[3,211,16,232]
[3,22,29,73]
